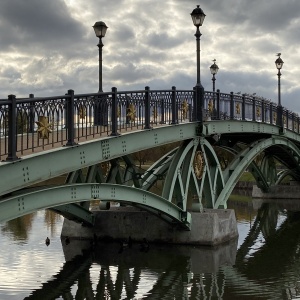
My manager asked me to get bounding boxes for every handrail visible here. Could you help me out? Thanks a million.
[0,86,298,161]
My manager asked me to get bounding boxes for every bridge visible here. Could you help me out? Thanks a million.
[1,86,300,235]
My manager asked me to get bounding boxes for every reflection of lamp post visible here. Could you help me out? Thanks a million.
[191,5,206,122]
[275,53,284,127]
[209,59,219,119]
[93,21,108,93]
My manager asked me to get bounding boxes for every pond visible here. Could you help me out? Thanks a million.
[1,196,300,299]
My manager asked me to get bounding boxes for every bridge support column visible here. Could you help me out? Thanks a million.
[61,207,238,246]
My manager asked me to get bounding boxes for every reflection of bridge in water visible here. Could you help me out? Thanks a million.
[23,202,300,299]
[25,239,237,299]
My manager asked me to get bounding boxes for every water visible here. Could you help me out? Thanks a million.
[1,198,300,299]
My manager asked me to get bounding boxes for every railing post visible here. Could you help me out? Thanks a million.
[216,89,220,120]
[195,85,204,122]
[171,86,177,124]
[292,113,295,132]
[160,97,165,124]
[94,95,108,126]
[270,103,273,125]
[6,94,19,161]
[126,96,130,124]
[298,116,300,134]
[261,100,265,123]
[65,89,77,146]
[252,97,256,122]
[193,87,197,121]
[111,87,120,136]
[230,92,234,120]
[277,105,283,129]
[242,94,246,121]
[144,86,152,129]
[29,94,35,133]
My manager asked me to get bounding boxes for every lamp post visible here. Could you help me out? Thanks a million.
[191,5,206,122]
[191,5,206,87]
[93,21,108,93]
[275,53,284,127]
[210,59,219,119]
[210,59,219,93]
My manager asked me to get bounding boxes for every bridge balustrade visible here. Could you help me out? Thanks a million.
[0,87,298,161]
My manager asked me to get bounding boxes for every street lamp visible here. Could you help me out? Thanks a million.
[93,21,108,93]
[191,5,206,122]
[210,59,219,119]
[275,53,284,127]
[275,53,284,106]
[191,5,206,87]
[209,59,219,93]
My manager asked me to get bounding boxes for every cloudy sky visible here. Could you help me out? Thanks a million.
[1,0,300,113]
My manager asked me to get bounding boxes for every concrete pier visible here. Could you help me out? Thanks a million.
[61,207,238,246]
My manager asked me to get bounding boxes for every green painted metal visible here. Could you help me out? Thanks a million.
[51,204,94,226]
[141,148,177,190]
[51,168,91,222]
[203,120,281,136]
[2,120,300,224]
[218,145,269,192]
[214,136,300,208]
[276,169,300,185]
[0,123,198,198]
[0,183,191,229]
[198,138,225,208]
[260,155,278,185]
[162,139,196,206]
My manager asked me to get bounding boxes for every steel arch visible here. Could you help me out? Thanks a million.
[0,123,198,198]
[276,169,300,185]
[0,183,191,229]
[215,136,300,208]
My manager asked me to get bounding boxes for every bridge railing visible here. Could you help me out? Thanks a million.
[0,87,299,161]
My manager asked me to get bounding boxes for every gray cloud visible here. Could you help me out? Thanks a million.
[0,0,85,55]
[0,0,299,115]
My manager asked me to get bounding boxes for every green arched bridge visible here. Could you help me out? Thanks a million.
[0,87,299,229]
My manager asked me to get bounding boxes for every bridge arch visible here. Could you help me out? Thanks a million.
[0,183,191,229]
[276,169,300,185]
[215,136,300,208]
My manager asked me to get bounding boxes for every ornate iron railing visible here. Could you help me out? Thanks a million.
[0,86,298,161]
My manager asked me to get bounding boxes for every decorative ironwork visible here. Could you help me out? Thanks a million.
[79,105,86,119]
[127,103,136,122]
[256,107,261,118]
[152,107,158,119]
[193,150,204,180]
[0,87,298,161]
[208,99,213,114]
[236,103,241,114]
[181,100,189,119]
[36,116,52,139]
[101,162,110,177]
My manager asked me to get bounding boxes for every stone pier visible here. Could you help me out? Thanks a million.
[61,207,238,246]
